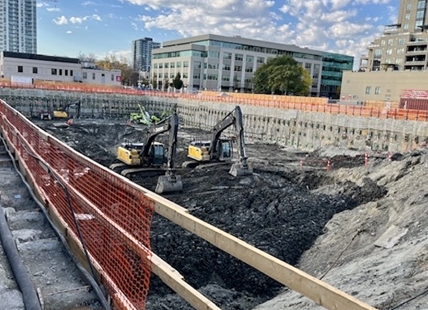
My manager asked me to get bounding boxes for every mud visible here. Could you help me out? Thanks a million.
[35,119,387,310]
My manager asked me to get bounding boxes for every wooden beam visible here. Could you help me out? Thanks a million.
[151,254,221,310]
[145,192,378,310]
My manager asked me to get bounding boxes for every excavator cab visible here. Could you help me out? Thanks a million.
[217,139,233,161]
[148,142,165,166]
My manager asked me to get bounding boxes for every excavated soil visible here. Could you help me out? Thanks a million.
[35,119,389,310]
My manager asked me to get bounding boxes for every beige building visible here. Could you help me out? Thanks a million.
[0,51,121,86]
[341,69,428,102]
[342,0,428,102]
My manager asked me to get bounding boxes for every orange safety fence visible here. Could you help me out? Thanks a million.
[0,100,155,310]
[2,81,428,122]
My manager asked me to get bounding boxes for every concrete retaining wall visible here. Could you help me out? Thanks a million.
[0,88,426,153]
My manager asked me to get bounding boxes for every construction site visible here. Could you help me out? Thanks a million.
[2,85,428,310]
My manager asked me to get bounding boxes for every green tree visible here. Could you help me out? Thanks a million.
[253,55,311,96]
[163,78,169,91]
[172,72,184,90]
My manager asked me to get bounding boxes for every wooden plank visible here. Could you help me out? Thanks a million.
[151,254,221,310]
[145,192,378,310]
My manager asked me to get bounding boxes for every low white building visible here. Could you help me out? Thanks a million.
[0,51,121,86]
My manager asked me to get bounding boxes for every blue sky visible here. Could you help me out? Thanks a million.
[37,0,399,68]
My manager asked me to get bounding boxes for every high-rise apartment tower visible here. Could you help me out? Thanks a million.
[362,0,428,71]
[132,37,160,72]
[0,0,37,53]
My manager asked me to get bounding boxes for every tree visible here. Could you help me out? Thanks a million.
[253,55,311,96]
[95,55,137,86]
[152,73,158,90]
[163,78,169,91]
[172,72,184,90]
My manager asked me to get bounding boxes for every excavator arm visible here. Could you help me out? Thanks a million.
[152,112,183,194]
[141,114,177,159]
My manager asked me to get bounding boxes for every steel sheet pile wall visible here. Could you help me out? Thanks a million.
[0,100,155,310]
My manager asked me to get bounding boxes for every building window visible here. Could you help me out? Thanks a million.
[246,55,254,63]
[245,66,253,73]
[70,70,73,76]
[375,87,381,95]
[398,38,406,45]
[170,73,174,78]
[235,54,243,61]
[256,57,264,64]
[183,61,189,68]
[92,73,96,80]
[159,63,163,69]
[51,68,57,75]
[405,13,410,20]
[407,4,411,10]
[404,23,409,30]
[111,74,114,81]
[159,73,163,78]
[165,63,169,68]
[418,0,425,9]
[83,72,87,79]
[176,62,181,68]
[234,65,242,71]
[183,72,188,78]
[59,69,62,76]
[374,49,382,58]
[223,52,232,60]
[170,62,175,68]
[387,39,393,46]
[65,69,68,76]
[365,86,371,94]
[223,64,231,71]
[17,66,23,73]
[32,67,37,74]
[154,63,158,69]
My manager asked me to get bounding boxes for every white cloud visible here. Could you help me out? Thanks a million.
[70,17,84,24]
[53,16,68,25]
[53,15,103,25]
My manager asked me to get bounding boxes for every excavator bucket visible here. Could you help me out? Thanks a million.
[155,173,183,194]
[229,162,253,177]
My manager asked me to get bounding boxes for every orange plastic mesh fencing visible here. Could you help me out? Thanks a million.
[0,100,155,310]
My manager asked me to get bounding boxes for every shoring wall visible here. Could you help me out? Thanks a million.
[1,87,427,153]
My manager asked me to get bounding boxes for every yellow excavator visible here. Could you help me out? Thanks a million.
[183,105,252,177]
[52,101,81,119]
[109,112,183,194]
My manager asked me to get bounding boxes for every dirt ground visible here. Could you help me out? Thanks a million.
[33,119,428,310]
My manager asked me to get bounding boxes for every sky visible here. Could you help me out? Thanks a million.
[36,0,400,69]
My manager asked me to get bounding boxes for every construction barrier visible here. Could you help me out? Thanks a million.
[0,100,154,310]
[1,80,427,122]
